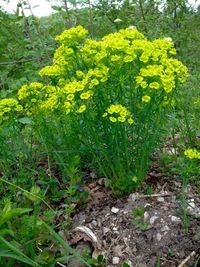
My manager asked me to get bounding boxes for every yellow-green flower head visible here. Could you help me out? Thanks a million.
[39,65,65,77]
[149,82,160,89]
[104,104,134,124]
[55,25,88,46]
[76,70,84,78]
[77,104,86,113]
[53,45,74,67]
[119,28,145,40]
[40,95,58,111]
[80,90,94,100]
[142,95,151,103]
[102,33,130,51]
[111,55,122,62]
[0,98,23,120]
[124,55,135,63]
[18,82,43,100]
[64,80,85,94]
[184,149,200,160]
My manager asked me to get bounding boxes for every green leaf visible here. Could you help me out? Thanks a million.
[18,117,33,125]
[0,202,32,227]
[0,229,14,237]
[97,254,104,263]
[0,250,37,266]
[51,6,63,11]
[122,263,131,267]
[23,185,41,202]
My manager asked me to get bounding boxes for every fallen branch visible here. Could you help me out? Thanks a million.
[0,58,43,66]
[177,251,196,267]
[139,193,171,198]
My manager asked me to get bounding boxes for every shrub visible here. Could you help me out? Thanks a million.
[1,26,188,195]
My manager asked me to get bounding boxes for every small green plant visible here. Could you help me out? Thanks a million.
[145,185,154,195]
[168,248,175,257]
[181,148,200,234]
[122,262,131,267]
[132,205,148,230]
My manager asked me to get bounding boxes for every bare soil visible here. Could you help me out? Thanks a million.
[70,163,200,267]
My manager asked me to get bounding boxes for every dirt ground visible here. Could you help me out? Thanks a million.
[70,162,200,267]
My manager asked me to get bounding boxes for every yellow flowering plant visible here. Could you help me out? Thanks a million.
[1,26,189,194]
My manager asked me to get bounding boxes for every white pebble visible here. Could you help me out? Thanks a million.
[128,193,139,202]
[156,233,162,241]
[112,257,120,265]
[150,216,159,225]
[103,227,110,235]
[157,197,165,202]
[171,215,181,222]
[111,207,119,213]
[161,225,170,232]
[144,203,151,209]
[144,211,149,221]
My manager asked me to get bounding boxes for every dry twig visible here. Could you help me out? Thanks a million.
[177,251,196,267]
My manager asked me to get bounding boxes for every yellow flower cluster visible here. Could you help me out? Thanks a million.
[0,98,23,120]
[18,83,60,115]
[55,25,88,46]
[62,65,109,114]
[39,65,65,77]
[9,26,187,121]
[103,104,134,124]
[184,149,200,160]
[142,95,151,103]
[18,82,43,100]
[136,58,188,94]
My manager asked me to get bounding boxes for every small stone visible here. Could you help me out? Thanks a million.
[123,237,128,243]
[157,197,165,202]
[128,192,139,202]
[161,225,170,232]
[97,178,106,186]
[103,227,110,235]
[144,203,151,209]
[113,227,118,231]
[170,215,181,222]
[90,172,96,179]
[188,201,195,209]
[163,206,168,211]
[144,211,149,221]
[150,216,159,225]
[102,240,107,247]
[92,220,97,226]
[156,233,162,241]
[172,195,176,201]
[111,207,119,213]
[112,257,120,265]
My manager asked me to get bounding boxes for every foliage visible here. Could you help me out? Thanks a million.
[0,26,188,195]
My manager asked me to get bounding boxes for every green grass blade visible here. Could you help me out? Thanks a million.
[0,236,39,266]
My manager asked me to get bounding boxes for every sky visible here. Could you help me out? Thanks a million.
[0,0,56,17]
[1,0,200,17]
